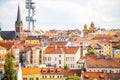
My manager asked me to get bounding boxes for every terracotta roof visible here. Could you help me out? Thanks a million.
[50,42,67,46]
[22,68,41,75]
[22,68,64,75]
[0,41,15,50]
[107,73,120,80]
[0,46,6,49]
[64,69,81,77]
[12,44,40,53]
[76,37,89,42]
[23,30,31,32]
[92,35,115,40]
[82,72,108,80]
[85,55,120,68]
[44,46,79,54]
[41,68,64,75]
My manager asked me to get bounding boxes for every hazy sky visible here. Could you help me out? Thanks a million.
[0,0,120,31]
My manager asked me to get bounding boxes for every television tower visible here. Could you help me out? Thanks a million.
[26,0,36,30]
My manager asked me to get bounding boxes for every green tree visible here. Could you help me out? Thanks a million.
[2,53,17,80]
[114,45,120,49]
[88,51,95,55]
[64,65,69,70]
[65,76,82,80]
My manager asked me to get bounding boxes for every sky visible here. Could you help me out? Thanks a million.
[0,0,120,31]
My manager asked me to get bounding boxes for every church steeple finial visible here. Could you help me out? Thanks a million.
[16,4,22,24]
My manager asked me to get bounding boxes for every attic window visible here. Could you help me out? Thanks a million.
[50,69,54,73]
[42,69,47,73]
[57,69,62,73]
[99,74,104,79]
[84,75,89,79]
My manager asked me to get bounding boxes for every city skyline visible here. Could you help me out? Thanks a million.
[0,0,120,31]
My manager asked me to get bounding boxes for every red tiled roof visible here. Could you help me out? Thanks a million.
[0,41,15,50]
[22,68,41,75]
[44,46,79,54]
[64,69,81,77]
[92,35,115,40]
[82,72,108,80]
[22,68,64,75]
[85,55,120,68]
[50,42,67,46]
[41,68,64,75]
[76,37,89,42]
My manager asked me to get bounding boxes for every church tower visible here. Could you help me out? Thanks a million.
[15,5,23,39]
[89,22,95,32]
[83,24,89,37]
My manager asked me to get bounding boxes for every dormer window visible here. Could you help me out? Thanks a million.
[42,69,47,73]
[99,74,104,80]
[84,75,89,79]
[50,69,54,73]
[57,69,62,73]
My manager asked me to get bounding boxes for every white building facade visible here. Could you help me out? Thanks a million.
[43,46,81,69]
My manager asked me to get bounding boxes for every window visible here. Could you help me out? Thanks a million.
[73,64,74,68]
[57,76,59,78]
[73,57,74,61]
[53,76,54,78]
[66,57,67,61]
[78,65,80,68]
[36,77,39,80]
[30,78,33,80]
[89,70,91,72]
[42,76,44,78]
[23,78,27,80]
[59,55,61,57]
[45,76,47,78]
[71,64,72,68]
[55,57,57,61]
[59,60,61,64]
[60,76,62,78]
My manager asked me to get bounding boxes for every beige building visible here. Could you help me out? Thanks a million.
[43,46,80,69]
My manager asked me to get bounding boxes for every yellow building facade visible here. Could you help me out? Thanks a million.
[22,68,64,80]
[25,40,40,44]
[101,42,112,55]
[0,36,3,40]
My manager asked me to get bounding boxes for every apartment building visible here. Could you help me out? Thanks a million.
[43,46,80,69]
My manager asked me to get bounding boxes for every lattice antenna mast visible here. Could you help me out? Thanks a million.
[26,0,36,30]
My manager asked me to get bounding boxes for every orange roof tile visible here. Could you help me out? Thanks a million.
[22,68,64,75]
[0,41,15,50]
[92,34,115,40]
[50,42,67,46]
[85,55,120,68]
[41,68,64,75]
[44,46,79,54]
[76,37,89,42]
[22,68,41,75]
[82,72,108,80]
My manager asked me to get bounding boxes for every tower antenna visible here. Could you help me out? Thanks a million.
[26,0,36,30]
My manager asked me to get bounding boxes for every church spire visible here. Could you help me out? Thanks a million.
[15,4,23,40]
[16,4,22,24]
